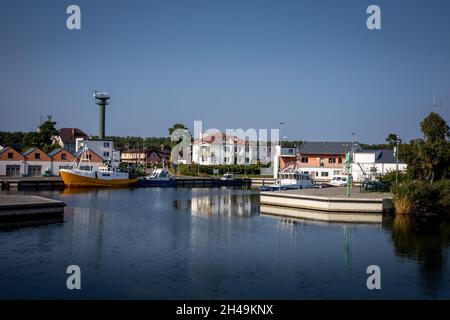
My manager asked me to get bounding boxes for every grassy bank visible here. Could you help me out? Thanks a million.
[392,180,450,216]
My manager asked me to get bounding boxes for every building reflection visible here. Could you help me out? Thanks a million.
[177,190,260,217]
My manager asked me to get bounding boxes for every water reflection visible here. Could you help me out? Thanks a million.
[1,187,450,299]
[386,216,450,294]
[175,189,260,217]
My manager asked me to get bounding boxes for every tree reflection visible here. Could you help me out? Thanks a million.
[387,216,450,294]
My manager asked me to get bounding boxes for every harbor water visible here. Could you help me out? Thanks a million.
[0,187,449,299]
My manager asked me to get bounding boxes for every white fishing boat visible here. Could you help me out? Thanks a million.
[260,169,314,191]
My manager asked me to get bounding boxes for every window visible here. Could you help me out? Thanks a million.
[301,157,308,163]
[245,157,249,163]
[333,170,341,175]
[7,152,13,159]
[61,154,67,160]
[27,165,42,176]
[338,157,342,164]
[245,146,249,152]
[34,153,40,160]
[320,159,324,167]
[224,157,228,163]
[329,158,336,164]
[104,142,110,148]
[321,172,329,177]
[103,152,110,157]
[6,165,20,176]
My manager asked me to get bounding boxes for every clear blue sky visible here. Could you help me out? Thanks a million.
[1,0,449,143]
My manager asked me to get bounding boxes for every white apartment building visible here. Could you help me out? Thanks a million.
[75,138,120,168]
[191,132,272,165]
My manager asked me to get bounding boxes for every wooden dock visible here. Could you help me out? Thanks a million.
[0,195,65,220]
[1,177,65,190]
[0,176,252,190]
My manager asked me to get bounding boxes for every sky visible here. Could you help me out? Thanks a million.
[0,0,449,144]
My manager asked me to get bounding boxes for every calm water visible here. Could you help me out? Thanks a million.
[0,187,449,299]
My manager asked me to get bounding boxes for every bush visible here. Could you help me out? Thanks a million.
[176,164,264,176]
[392,179,450,216]
[378,171,408,186]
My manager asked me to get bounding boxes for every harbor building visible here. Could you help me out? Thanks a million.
[0,146,104,177]
[23,147,52,176]
[0,146,26,176]
[75,138,120,168]
[192,132,272,165]
[351,149,407,182]
[48,148,77,173]
[52,128,88,154]
[295,141,361,182]
[121,148,170,166]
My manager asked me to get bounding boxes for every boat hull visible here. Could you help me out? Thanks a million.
[60,171,138,188]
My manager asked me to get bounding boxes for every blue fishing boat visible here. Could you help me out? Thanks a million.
[137,168,176,187]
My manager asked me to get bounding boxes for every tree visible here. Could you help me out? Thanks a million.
[404,113,450,182]
[421,112,450,143]
[168,123,187,136]
[36,120,60,153]
[385,133,400,149]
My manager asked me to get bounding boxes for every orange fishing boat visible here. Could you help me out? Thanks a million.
[60,147,137,188]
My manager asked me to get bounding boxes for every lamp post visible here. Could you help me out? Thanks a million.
[395,135,401,184]
[277,123,286,190]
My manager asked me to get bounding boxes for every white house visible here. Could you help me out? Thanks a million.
[191,132,272,165]
[352,149,407,182]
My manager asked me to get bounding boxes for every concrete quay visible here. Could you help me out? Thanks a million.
[260,187,392,223]
[0,195,65,220]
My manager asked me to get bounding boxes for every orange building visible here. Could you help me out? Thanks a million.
[296,141,361,182]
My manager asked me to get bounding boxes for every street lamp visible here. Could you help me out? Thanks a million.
[395,135,401,184]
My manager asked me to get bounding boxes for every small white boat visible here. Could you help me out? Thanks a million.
[260,169,314,191]
[220,173,234,181]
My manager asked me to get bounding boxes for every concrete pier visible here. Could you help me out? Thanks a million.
[260,187,392,223]
[0,195,65,220]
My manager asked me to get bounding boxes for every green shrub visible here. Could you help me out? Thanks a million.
[378,171,408,186]
[392,179,450,216]
[176,164,263,176]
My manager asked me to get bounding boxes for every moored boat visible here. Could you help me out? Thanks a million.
[60,147,137,188]
[259,169,314,191]
[137,167,176,187]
